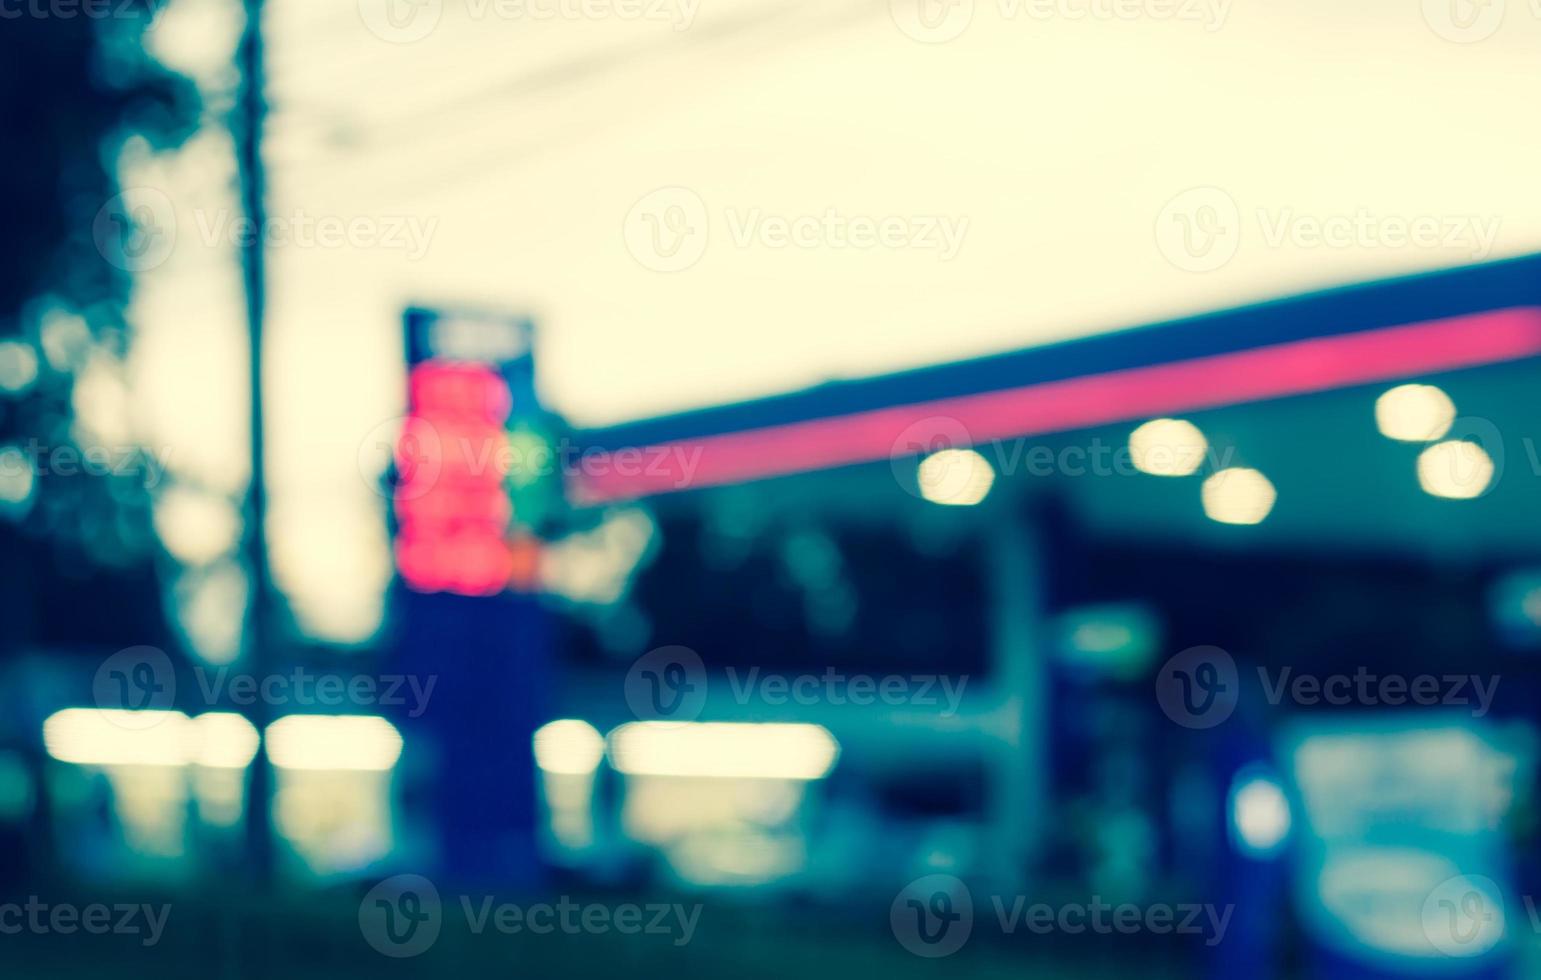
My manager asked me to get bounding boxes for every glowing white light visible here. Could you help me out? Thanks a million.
[71,352,131,446]
[608,722,840,781]
[0,341,38,393]
[1201,467,1276,525]
[1375,384,1455,442]
[154,486,242,565]
[1129,418,1208,476]
[190,712,261,769]
[39,309,89,371]
[42,709,258,769]
[264,715,403,771]
[174,560,248,665]
[917,449,994,506]
[0,446,34,508]
[1230,773,1291,855]
[533,719,606,775]
[144,0,244,81]
[268,501,392,644]
[44,709,191,767]
[1417,440,1495,500]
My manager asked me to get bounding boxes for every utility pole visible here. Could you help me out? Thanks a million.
[235,0,274,887]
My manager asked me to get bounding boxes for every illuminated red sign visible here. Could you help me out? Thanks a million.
[394,361,516,596]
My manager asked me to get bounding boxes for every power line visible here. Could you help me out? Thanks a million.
[265,0,883,199]
[275,3,794,149]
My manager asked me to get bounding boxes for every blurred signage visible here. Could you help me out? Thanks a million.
[391,308,555,885]
[1282,720,1524,970]
[422,312,532,364]
[394,308,548,596]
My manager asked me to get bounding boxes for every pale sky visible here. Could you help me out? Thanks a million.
[125,0,1541,643]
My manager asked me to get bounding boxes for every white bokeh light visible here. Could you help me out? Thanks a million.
[1129,418,1208,476]
[1201,467,1277,525]
[1230,772,1291,856]
[917,448,995,506]
[1417,440,1495,499]
[1376,384,1456,442]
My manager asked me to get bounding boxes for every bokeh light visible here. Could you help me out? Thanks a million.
[1417,440,1496,499]
[917,448,994,506]
[1375,384,1455,442]
[1129,418,1208,476]
[1201,467,1277,525]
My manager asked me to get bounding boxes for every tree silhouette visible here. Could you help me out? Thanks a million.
[0,3,198,653]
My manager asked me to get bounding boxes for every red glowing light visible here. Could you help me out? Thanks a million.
[395,360,518,596]
[409,362,512,423]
